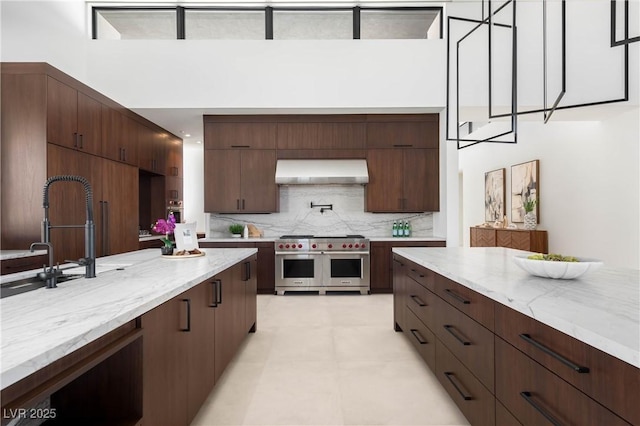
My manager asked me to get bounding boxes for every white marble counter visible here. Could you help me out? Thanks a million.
[0,247,257,389]
[138,235,164,242]
[200,237,276,243]
[370,236,446,242]
[393,247,640,368]
[0,250,47,261]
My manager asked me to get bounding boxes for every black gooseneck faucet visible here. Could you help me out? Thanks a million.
[40,175,96,281]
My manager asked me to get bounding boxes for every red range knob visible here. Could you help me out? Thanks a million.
[278,244,284,249]
[328,244,333,248]
[285,244,290,249]
[312,244,317,249]
[342,244,347,248]
[348,244,353,248]
[298,244,303,249]
[361,243,366,249]
[354,243,360,248]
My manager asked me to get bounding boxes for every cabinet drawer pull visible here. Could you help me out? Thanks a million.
[209,280,219,307]
[410,329,428,344]
[519,334,589,373]
[237,199,240,210]
[410,295,426,307]
[181,298,191,332]
[217,279,223,305]
[520,391,562,426]
[410,268,425,278]
[231,145,250,148]
[444,288,471,305]
[393,258,404,266]
[242,199,245,210]
[393,144,413,147]
[444,325,471,346]
[443,372,472,401]
[78,133,83,149]
[73,132,78,148]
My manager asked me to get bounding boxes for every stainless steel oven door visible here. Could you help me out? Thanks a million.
[275,252,323,294]
[323,252,370,294]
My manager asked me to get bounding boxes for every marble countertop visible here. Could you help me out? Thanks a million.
[138,235,164,242]
[0,247,257,390]
[0,250,47,261]
[199,236,445,243]
[393,247,640,368]
[369,236,446,242]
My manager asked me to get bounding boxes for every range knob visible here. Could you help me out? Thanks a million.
[361,243,366,249]
[342,243,347,248]
[328,244,333,249]
[278,244,284,249]
[348,244,353,248]
[312,244,317,249]
[354,243,360,248]
[298,244,303,249]
[285,244,290,249]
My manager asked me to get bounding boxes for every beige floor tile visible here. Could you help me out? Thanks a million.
[189,294,471,426]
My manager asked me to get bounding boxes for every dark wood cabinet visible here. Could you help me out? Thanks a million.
[204,119,277,150]
[101,105,138,166]
[366,148,439,212]
[47,76,102,156]
[365,114,439,149]
[276,115,366,150]
[1,254,48,275]
[47,145,138,263]
[142,255,257,426]
[370,240,445,293]
[470,227,548,253]
[393,253,638,426]
[204,149,278,213]
[137,123,166,174]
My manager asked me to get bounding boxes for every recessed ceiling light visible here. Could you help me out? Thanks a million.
[196,140,202,144]
[185,133,191,137]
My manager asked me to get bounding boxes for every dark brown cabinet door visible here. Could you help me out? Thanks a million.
[244,257,258,333]
[366,115,439,149]
[276,121,366,150]
[47,77,77,149]
[370,242,392,292]
[392,256,408,331]
[167,137,183,178]
[142,296,189,426]
[366,149,404,212]
[404,149,439,212]
[47,78,102,156]
[255,242,275,294]
[240,150,278,213]
[101,159,139,256]
[204,150,241,213]
[186,282,217,423]
[214,266,245,382]
[204,121,277,150]
[101,106,138,165]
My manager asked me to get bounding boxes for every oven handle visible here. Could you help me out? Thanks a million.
[275,251,320,256]
[323,251,370,256]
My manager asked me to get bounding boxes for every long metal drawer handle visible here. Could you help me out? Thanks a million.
[444,325,471,346]
[444,289,471,305]
[410,329,428,344]
[519,334,589,373]
[181,299,191,332]
[520,392,563,426]
[443,372,473,401]
[410,295,426,307]
[209,280,218,307]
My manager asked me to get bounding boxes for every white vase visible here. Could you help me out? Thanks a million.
[524,212,537,230]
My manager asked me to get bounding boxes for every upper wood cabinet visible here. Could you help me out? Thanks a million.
[204,149,278,213]
[366,148,439,212]
[166,136,183,178]
[276,115,366,150]
[101,106,138,166]
[366,114,439,149]
[47,76,102,156]
[204,118,277,150]
[137,123,167,174]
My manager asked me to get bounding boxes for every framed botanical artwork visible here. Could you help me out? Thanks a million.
[511,159,539,223]
[485,168,505,222]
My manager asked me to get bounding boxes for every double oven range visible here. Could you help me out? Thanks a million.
[275,235,370,295]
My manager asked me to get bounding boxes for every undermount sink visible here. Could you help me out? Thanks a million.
[0,273,85,299]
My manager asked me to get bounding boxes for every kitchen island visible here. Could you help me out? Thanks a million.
[1,247,257,425]
[393,246,639,426]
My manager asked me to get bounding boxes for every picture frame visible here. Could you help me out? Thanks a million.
[484,168,505,222]
[174,222,199,251]
[511,160,539,223]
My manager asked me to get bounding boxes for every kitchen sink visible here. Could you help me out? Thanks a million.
[1,273,85,299]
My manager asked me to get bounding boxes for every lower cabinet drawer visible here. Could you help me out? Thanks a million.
[433,273,495,330]
[405,308,436,370]
[495,337,630,426]
[436,340,495,426]
[406,261,434,291]
[496,400,521,426]
[405,276,437,330]
[434,296,495,392]
[495,303,640,425]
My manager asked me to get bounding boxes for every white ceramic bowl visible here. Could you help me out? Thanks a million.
[513,255,603,279]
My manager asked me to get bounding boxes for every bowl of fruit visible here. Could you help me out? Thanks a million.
[513,253,603,279]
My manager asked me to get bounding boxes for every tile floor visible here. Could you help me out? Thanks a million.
[191,294,470,426]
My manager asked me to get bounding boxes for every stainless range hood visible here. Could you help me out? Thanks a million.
[275,159,369,185]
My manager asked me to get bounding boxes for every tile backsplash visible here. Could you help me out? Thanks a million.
[207,185,433,238]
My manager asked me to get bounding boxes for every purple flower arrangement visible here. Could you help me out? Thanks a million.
[153,212,176,248]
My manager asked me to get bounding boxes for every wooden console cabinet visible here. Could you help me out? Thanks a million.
[470,227,548,253]
[393,253,638,426]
